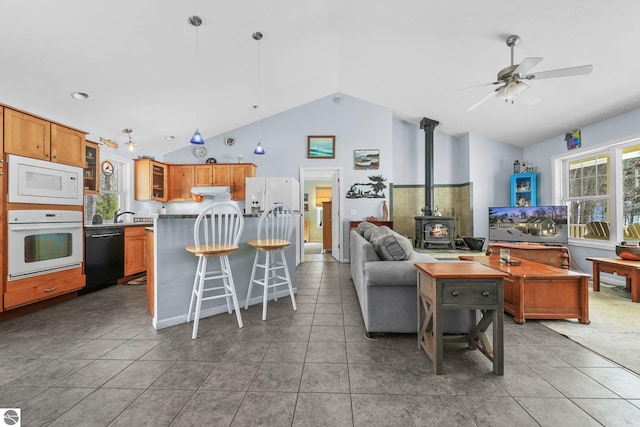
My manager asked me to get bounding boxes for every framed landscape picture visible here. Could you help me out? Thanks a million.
[353,149,379,170]
[307,135,335,159]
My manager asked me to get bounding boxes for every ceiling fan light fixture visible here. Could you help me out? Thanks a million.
[498,81,529,102]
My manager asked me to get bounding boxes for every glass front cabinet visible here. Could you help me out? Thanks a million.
[511,173,537,207]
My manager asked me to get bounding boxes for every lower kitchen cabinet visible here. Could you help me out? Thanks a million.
[124,226,146,277]
[4,267,85,309]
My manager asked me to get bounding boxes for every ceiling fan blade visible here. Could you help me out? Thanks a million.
[527,64,593,80]
[457,81,500,92]
[513,57,543,75]
[466,88,499,111]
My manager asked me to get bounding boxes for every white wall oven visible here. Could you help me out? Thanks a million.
[8,154,83,205]
[7,210,83,280]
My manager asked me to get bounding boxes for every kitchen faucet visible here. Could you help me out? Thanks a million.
[113,209,135,223]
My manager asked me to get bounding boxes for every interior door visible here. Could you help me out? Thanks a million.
[331,172,341,261]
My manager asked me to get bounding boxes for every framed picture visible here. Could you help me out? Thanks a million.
[565,130,581,150]
[307,135,335,159]
[353,149,379,170]
[304,193,309,202]
[304,203,309,212]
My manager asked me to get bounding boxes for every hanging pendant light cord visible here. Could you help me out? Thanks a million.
[253,31,265,155]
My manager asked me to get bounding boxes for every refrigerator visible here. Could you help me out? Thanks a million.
[245,177,302,264]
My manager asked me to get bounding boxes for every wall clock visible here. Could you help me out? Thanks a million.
[224,137,235,146]
[101,160,114,176]
[193,146,207,158]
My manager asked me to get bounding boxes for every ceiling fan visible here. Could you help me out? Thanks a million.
[463,35,593,111]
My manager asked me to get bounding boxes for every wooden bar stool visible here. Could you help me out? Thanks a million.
[185,202,244,339]
[245,204,297,320]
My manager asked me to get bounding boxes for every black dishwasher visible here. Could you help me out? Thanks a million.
[83,227,124,294]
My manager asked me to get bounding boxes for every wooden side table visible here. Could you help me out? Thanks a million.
[415,262,508,375]
[587,257,640,303]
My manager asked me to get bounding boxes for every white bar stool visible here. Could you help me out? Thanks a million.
[245,204,297,320]
[185,202,244,339]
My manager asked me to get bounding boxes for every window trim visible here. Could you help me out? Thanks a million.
[552,132,640,249]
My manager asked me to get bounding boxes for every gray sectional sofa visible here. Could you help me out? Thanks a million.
[350,222,468,335]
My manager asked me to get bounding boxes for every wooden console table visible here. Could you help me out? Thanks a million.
[460,255,590,324]
[415,262,507,375]
[586,257,640,303]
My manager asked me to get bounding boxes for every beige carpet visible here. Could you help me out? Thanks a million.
[540,283,640,375]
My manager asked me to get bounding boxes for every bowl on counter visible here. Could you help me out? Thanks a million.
[615,244,640,260]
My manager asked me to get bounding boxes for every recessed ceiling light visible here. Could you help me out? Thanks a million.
[71,91,89,100]
[165,136,175,141]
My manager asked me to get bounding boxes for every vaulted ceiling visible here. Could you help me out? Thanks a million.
[1,1,639,154]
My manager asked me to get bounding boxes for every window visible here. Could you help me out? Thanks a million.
[558,138,640,244]
[84,156,131,223]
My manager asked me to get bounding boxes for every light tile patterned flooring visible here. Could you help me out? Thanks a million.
[1,256,640,426]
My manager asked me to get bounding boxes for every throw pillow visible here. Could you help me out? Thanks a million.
[371,230,413,261]
[357,221,376,237]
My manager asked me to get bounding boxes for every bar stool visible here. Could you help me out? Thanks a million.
[185,202,244,339]
[245,204,297,320]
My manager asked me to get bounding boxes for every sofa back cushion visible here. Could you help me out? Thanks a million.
[371,229,414,261]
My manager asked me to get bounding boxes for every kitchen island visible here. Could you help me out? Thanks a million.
[150,214,297,330]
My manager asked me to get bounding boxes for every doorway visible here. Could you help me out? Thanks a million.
[299,167,343,262]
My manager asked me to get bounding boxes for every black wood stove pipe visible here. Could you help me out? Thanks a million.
[420,117,440,215]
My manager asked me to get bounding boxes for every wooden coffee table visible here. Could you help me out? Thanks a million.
[459,255,590,324]
[586,257,640,303]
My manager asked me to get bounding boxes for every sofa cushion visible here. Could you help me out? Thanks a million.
[371,230,413,261]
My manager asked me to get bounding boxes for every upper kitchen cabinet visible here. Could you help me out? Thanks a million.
[50,124,85,167]
[84,140,100,194]
[134,158,168,201]
[169,165,195,201]
[230,164,256,201]
[194,164,231,186]
[4,108,85,167]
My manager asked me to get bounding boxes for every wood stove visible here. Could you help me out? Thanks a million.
[415,216,456,249]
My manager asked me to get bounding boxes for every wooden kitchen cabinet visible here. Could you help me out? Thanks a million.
[134,159,168,201]
[194,164,231,187]
[146,229,154,316]
[50,124,85,167]
[230,163,256,200]
[0,108,3,313]
[194,165,213,186]
[124,226,146,277]
[84,140,100,194]
[4,108,85,167]
[213,164,231,185]
[169,165,195,201]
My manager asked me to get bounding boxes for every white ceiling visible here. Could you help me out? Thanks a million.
[2,1,640,154]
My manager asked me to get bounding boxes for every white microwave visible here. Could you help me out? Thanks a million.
[8,154,83,205]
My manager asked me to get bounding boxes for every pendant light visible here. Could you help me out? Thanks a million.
[189,15,204,145]
[123,128,136,152]
[253,31,265,155]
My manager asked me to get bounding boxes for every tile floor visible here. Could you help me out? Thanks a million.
[1,255,640,426]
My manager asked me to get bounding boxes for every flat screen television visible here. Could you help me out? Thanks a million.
[489,205,569,245]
